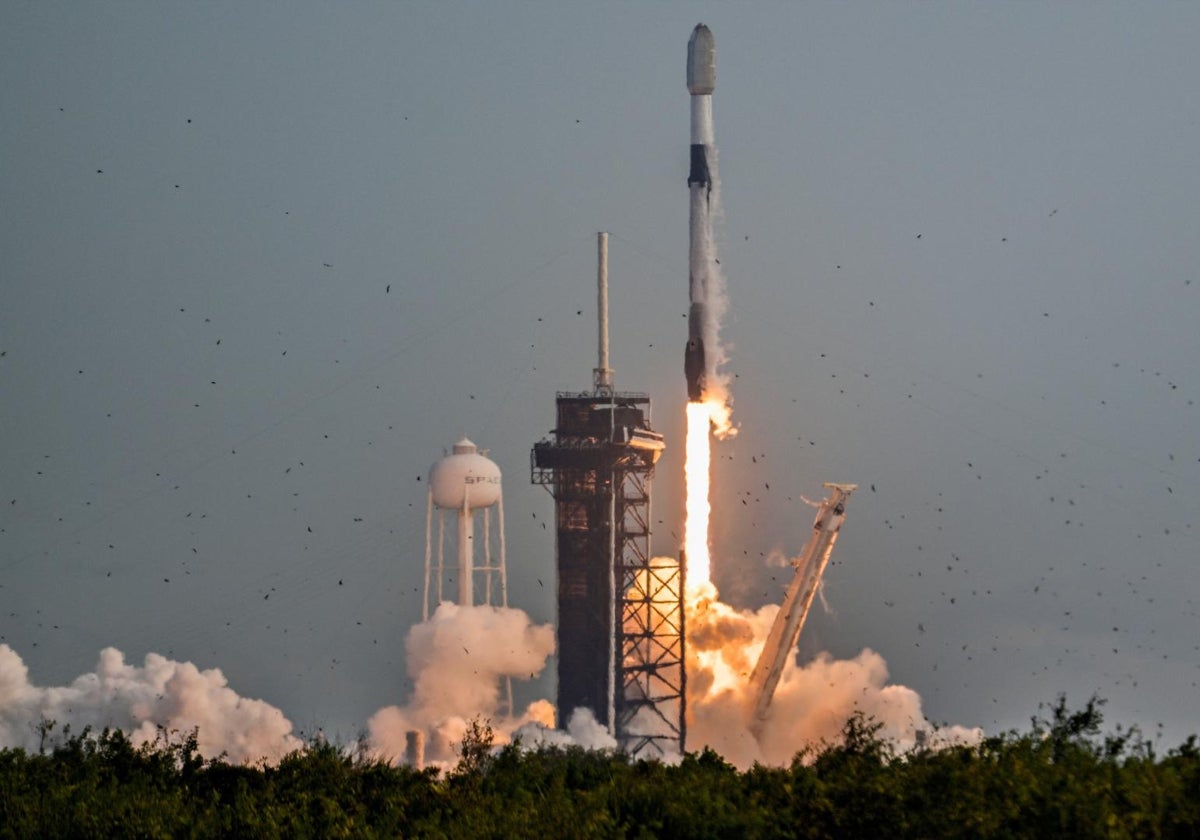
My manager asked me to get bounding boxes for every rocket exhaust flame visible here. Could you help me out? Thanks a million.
[685,402,714,591]
[683,399,732,594]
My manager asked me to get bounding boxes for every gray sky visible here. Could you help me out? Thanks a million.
[2,2,1198,746]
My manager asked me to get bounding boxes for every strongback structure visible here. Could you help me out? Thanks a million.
[747,483,857,738]
[531,234,685,758]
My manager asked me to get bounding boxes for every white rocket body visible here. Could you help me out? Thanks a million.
[685,24,716,403]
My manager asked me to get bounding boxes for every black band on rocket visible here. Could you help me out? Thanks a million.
[688,145,711,191]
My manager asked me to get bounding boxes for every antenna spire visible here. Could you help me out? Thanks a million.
[593,231,614,393]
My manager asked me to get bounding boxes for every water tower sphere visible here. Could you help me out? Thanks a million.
[428,438,502,510]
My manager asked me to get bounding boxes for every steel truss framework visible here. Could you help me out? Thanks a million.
[532,392,684,758]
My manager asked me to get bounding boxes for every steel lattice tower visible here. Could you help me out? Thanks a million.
[531,393,683,757]
[529,234,685,758]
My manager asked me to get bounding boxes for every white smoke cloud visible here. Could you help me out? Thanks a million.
[367,601,557,767]
[0,644,301,764]
[0,602,588,771]
[0,591,978,772]
[685,582,982,769]
[511,706,619,752]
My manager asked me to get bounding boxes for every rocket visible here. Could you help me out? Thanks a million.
[685,23,716,403]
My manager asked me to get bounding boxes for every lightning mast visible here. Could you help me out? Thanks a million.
[747,483,857,734]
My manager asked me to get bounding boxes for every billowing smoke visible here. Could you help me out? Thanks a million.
[0,578,979,772]
[0,601,564,770]
[367,601,558,767]
[0,643,301,764]
[511,707,619,752]
[685,581,981,768]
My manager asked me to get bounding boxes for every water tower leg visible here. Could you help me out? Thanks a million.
[437,510,445,605]
[483,506,492,606]
[497,493,511,714]
[424,490,433,620]
[498,493,508,608]
[458,497,474,606]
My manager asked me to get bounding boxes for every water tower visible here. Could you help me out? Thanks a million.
[424,438,507,619]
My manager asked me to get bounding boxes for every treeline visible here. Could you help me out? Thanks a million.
[2,698,1198,838]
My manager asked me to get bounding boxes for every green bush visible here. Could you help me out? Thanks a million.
[1,698,1196,839]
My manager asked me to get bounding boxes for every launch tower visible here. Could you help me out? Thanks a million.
[532,234,685,758]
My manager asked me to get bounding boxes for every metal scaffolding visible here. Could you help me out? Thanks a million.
[532,392,684,757]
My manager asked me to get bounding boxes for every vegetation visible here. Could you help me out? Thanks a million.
[2,697,1198,838]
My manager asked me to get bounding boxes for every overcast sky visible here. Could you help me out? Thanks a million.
[2,2,1198,747]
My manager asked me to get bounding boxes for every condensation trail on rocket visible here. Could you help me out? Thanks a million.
[685,23,716,403]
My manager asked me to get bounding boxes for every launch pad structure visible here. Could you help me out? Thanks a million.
[748,483,857,736]
[531,234,685,759]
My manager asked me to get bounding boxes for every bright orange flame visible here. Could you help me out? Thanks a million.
[685,401,713,590]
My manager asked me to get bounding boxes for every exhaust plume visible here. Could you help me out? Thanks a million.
[0,643,301,764]
[367,601,557,767]
[685,402,715,587]
[685,581,982,768]
[511,707,619,752]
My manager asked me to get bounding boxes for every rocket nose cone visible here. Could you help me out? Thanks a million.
[687,24,716,95]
